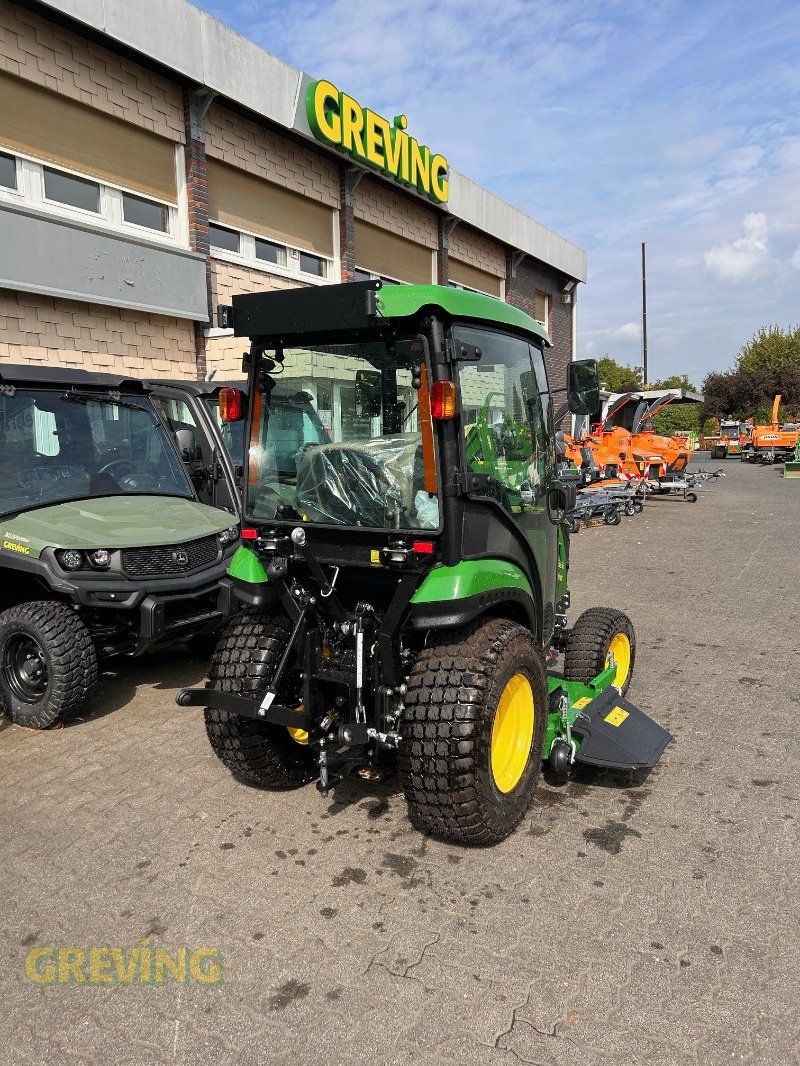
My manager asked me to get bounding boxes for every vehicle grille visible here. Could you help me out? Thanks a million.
[122,535,219,577]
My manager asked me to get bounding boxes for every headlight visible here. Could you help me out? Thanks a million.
[57,549,84,571]
[89,549,111,569]
[218,525,240,546]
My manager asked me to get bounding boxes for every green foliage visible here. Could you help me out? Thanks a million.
[650,372,698,391]
[652,404,700,436]
[703,325,800,422]
[596,355,642,392]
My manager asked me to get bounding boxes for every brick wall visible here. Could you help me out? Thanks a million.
[0,0,184,140]
[506,256,573,425]
[449,225,506,277]
[206,102,339,208]
[354,177,438,249]
[0,291,196,377]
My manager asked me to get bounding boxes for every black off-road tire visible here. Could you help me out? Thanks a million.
[563,607,636,696]
[0,601,97,729]
[398,618,547,845]
[204,607,315,789]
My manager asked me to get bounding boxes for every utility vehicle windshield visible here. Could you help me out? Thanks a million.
[246,337,438,529]
[0,388,193,516]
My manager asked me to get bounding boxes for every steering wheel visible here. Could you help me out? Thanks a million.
[97,459,140,487]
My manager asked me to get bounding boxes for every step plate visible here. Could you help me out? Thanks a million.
[573,687,672,770]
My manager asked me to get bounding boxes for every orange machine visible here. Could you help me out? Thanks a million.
[630,395,690,473]
[746,395,799,463]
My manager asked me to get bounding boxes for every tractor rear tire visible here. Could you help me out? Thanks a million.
[563,607,636,696]
[204,608,315,789]
[0,601,97,728]
[399,618,547,845]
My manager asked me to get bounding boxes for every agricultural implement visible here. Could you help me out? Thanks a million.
[177,282,671,844]
[650,467,725,502]
[745,395,800,463]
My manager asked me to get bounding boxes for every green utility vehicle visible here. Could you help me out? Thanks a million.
[178,283,670,844]
[0,366,240,729]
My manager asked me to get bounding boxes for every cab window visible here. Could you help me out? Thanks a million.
[456,326,553,510]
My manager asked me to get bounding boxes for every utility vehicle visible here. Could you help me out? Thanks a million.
[0,365,239,729]
[710,421,743,459]
[178,282,670,844]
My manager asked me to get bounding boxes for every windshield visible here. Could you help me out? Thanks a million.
[0,388,193,516]
[203,395,246,464]
[246,337,439,530]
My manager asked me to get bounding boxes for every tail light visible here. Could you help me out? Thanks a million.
[430,380,458,420]
[219,387,244,423]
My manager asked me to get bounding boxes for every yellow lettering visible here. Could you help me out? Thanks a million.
[58,947,87,984]
[311,79,341,144]
[88,948,114,984]
[384,123,403,176]
[399,129,410,183]
[364,109,386,168]
[410,140,431,196]
[155,947,187,984]
[25,947,55,985]
[109,947,139,983]
[139,938,152,983]
[189,947,223,985]
[341,94,365,157]
[430,154,449,202]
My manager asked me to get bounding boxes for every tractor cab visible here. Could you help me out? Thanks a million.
[178,282,670,844]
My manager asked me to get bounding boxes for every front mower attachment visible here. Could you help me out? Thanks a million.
[572,686,672,770]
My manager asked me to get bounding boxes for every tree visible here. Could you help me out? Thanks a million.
[596,355,642,392]
[650,373,698,392]
[735,325,800,376]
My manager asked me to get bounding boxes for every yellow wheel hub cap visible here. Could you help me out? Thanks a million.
[606,633,631,689]
[491,673,534,794]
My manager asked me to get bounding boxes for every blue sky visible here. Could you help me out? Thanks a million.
[194,0,800,385]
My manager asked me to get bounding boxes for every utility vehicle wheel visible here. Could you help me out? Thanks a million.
[0,602,97,728]
[604,509,621,526]
[563,607,635,696]
[399,618,547,845]
[204,608,315,789]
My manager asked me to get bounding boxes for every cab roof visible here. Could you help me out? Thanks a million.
[231,280,551,347]
[0,364,149,391]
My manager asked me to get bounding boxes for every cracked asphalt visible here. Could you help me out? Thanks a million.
[1,456,798,1065]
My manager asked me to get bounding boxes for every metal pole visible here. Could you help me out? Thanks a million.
[641,241,648,386]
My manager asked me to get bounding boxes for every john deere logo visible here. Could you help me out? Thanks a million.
[172,550,189,566]
[306,80,449,204]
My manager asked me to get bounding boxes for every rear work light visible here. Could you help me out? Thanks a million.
[219,387,244,423]
[430,380,458,420]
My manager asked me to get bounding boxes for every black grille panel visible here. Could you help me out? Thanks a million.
[122,535,219,577]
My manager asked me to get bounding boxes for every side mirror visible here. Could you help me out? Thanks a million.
[355,369,382,418]
[219,387,245,423]
[567,359,600,416]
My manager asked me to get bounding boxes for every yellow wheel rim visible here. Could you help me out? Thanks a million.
[491,673,534,794]
[286,703,309,745]
[606,633,631,689]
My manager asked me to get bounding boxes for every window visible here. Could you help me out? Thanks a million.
[0,150,16,190]
[255,237,285,266]
[122,192,169,233]
[354,268,403,286]
[535,291,550,330]
[208,220,332,283]
[43,166,100,213]
[298,250,326,277]
[0,147,179,244]
[209,223,241,253]
[458,326,553,505]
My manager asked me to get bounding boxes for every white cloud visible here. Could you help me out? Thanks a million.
[703,213,772,281]
[614,322,642,340]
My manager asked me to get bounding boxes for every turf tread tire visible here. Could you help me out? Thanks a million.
[398,617,547,845]
[204,608,314,789]
[0,601,97,728]
[563,607,636,696]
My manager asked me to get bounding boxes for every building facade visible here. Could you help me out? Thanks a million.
[0,0,586,401]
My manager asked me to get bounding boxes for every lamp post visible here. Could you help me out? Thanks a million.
[641,241,648,387]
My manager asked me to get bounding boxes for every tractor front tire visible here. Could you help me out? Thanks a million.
[399,618,547,845]
[563,607,636,696]
[204,608,315,789]
[0,601,97,728]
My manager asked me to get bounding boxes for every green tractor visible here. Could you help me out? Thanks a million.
[178,282,670,844]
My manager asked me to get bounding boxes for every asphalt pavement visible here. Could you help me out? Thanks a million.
[1,455,798,1065]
